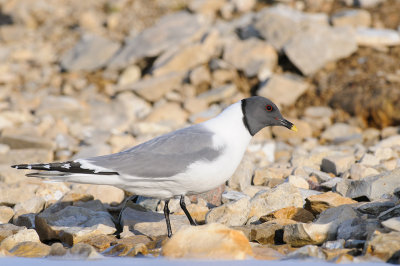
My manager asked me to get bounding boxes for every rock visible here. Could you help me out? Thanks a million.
[102,235,151,257]
[108,12,206,69]
[206,197,250,226]
[322,239,345,250]
[73,184,125,205]
[188,0,226,17]
[189,65,211,87]
[378,205,400,221]
[0,134,54,150]
[13,197,45,221]
[68,243,101,258]
[349,164,380,180]
[223,37,277,77]
[118,72,184,102]
[284,25,356,75]
[189,183,225,207]
[381,217,400,232]
[0,228,40,251]
[331,9,371,27]
[35,183,70,203]
[337,218,381,240]
[120,206,189,237]
[14,214,36,229]
[283,223,332,247]
[321,153,355,176]
[60,34,120,72]
[115,92,152,121]
[249,183,303,218]
[252,166,287,187]
[366,231,400,261]
[359,153,380,166]
[254,5,328,50]
[48,242,68,257]
[321,123,362,143]
[189,104,222,124]
[0,206,14,224]
[357,200,396,216]
[0,183,38,207]
[234,221,285,244]
[36,95,87,121]
[198,84,237,104]
[356,28,400,47]
[286,245,326,260]
[221,191,249,204]
[145,102,188,127]
[335,168,400,201]
[162,223,253,259]
[10,241,50,257]
[257,74,309,106]
[117,65,141,87]
[151,30,219,77]
[35,204,116,245]
[260,207,315,223]
[286,175,309,189]
[305,192,357,215]
[231,0,256,13]
[0,224,25,242]
[227,157,254,191]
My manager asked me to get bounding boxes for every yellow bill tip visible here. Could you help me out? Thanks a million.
[291,125,298,132]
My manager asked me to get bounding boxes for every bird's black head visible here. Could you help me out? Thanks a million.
[241,96,297,136]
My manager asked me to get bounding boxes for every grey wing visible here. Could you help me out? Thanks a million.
[85,125,224,178]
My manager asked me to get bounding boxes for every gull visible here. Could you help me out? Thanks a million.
[12,96,297,237]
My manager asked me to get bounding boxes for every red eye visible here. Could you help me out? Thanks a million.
[266,105,273,111]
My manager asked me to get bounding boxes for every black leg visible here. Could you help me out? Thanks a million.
[118,195,136,224]
[164,199,172,238]
[180,195,197,226]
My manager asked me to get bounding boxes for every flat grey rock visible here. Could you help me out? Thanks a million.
[108,12,206,70]
[284,25,357,75]
[60,34,120,71]
[254,5,328,50]
[120,206,189,237]
[335,168,400,201]
[257,74,309,106]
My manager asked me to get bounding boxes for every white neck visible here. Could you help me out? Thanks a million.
[201,101,252,146]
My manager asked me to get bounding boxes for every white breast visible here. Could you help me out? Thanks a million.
[171,101,252,195]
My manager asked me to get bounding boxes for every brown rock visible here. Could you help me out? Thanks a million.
[80,234,117,252]
[283,223,332,247]
[234,221,286,245]
[0,206,14,224]
[0,228,40,251]
[146,102,188,128]
[252,245,283,260]
[366,231,400,261]
[120,72,184,102]
[175,203,209,224]
[305,192,357,215]
[10,241,50,258]
[0,224,25,242]
[162,223,253,259]
[260,207,315,223]
[102,236,151,257]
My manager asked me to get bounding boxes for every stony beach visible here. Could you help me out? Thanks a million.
[1,0,400,263]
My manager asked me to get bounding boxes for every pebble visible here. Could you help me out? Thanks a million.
[356,28,400,47]
[120,206,189,237]
[284,25,357,75]
[35,203,116,245]
[0,206,14,224]
[162,223,253,259]
[10,241,50,258]
[257,74,309,106]
[331,9,371,27]
[206,197,250,226]
[0,228,40,251]
[60,34,120,72]
[108,12,206,69]
[223,37,277,77]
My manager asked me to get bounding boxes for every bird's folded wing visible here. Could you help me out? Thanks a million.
[83,125,224,178]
